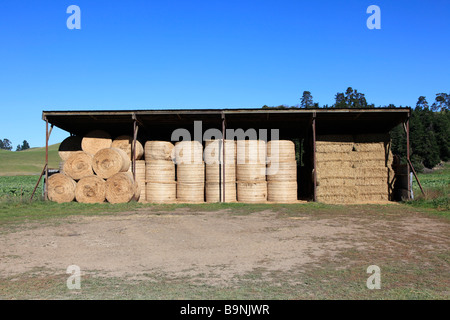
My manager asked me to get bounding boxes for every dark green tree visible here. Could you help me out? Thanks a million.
[1,139,12,151]
[21,140,30,150]
[300,91,314,108]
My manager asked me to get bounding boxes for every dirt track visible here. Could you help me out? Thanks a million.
[1,207,449,287]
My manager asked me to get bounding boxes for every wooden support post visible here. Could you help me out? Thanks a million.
[406,116,411,200]
[44,118,49,201]
[221,112,226,203]
[132,114,138,181]
[312,112,317,202]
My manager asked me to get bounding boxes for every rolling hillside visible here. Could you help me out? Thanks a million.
[0,144,61,176]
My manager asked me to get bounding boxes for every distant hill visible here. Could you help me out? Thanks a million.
[0,144,61,176]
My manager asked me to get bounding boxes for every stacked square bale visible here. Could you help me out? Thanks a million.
[315,134,394,204]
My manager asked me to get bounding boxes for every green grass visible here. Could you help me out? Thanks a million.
[407,162,450,213]
[0,144,60,176]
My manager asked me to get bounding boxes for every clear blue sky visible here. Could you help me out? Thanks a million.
[1,0,449,148]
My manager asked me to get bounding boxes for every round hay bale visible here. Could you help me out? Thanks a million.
[58,136,82,161]
[176,163,205,183]
[237,181,267,203]
[134,160,146,202]
[63,151,94,180]
[81,130,112,156]
[267,181,297,203]
[173,141,203,164]
[93,148,131,179]
[75,175,106,204]
[145,160,175,182]
[236,140,266,164]
[266,161,297,181]
[205,163,236,182]
[59,161,65,174]
[176,182,204,203]
[236,163,266,181]
[204,139,236,165]
[205,182,236,203]
[111,135,144,160]
[105,172,138,204]
[48,173,76,203]
[146,181,176,203]
[144,141,175,161]
[267,140,296,163]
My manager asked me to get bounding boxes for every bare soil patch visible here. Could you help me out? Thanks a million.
[1,206,448,289]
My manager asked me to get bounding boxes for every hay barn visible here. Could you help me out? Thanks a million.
[40,108,412,204]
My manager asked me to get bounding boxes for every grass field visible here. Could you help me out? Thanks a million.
[0,144,60,176]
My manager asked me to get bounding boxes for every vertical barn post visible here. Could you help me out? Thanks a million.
[312,112,317,202]
[406,114,411,200]
[221,112,226,203]
[132,113,138,181]
[44,117,49,201]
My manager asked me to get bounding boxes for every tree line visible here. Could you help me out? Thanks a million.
[0,139,30,152]
[262,88,450,171]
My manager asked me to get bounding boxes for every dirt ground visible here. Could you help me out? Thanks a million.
[0,206,448,289]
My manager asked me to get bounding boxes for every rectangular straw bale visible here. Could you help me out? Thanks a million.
[351,151,386,162]
[316,152,353,162]
[317,177,355,187]
[353,142,386,152]
[316,185,358,197]
[316,142,354,153]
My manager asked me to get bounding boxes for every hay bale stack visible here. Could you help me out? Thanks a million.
[145,160,175,182]
[63,151,94,180]
[81,130,112,156]
[144,141,175,161]
[204,139,237,202]
[144,141,176,203]
[47,173,77,203]
[236,140,266,165]
[134,160,146,202]
[146,182,176,203]
[92,148,131,179]
[266,140,297,203]
[236,182,267,203]
[204,139,236,165]
[267,181,297,203]
[75,175,106,204]
[111,135,144,160]
[176,182,205,203]
[173,140,203,164]
[59,161,65,174]
[316,134,392,204]
[236,140,267,202]
[205,182,236,203]
[58,136,82,161]
[173,141,204,202]
[105,172,139,204]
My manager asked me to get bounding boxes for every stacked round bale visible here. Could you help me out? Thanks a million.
[204,139,236,202]
[266,140,298,203]
[144,141,176,203]
[49,130,140,204]
[174,141,205,202]
[236,140,267,203]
